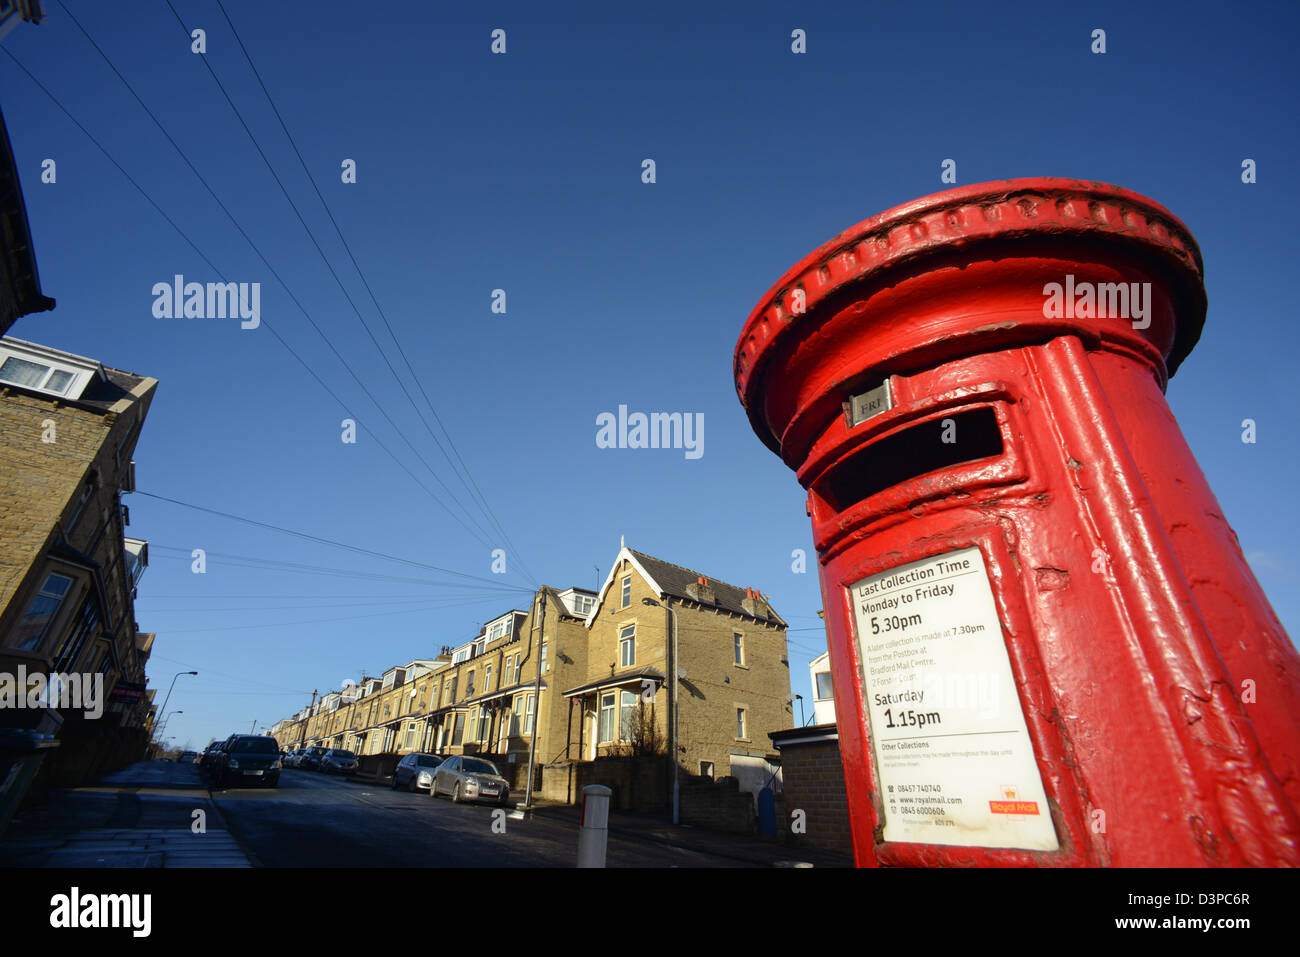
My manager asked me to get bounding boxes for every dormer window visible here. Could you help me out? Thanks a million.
[0,355,74,394]
[487,615,513,642]
[0,339,101,399]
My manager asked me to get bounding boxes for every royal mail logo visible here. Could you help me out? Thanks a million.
[989,800,1040,815]
[989,785,1037,814]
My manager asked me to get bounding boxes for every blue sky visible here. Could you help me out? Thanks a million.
[2,0,1297,751]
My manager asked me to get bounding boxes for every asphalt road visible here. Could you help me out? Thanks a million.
[212,768,743,867]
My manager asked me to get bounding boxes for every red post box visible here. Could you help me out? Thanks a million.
[735,178,1300,866]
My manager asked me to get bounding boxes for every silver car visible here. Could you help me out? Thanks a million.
[392,752,444,792]
[430,756,511,805]
[320,749,359,775]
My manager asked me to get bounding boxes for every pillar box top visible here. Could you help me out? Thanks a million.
[734,177,1207,462]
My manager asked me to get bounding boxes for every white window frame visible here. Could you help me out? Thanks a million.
[523,692,536,735]
[619,690,638,741]
[0,353,82,397]
[621,575,631,608]
[619,624,635,668]
[598,692,616,744]
[736,707,747,740]
[734,632,744,666]
[510,694,524,736]
[15,571,75,652]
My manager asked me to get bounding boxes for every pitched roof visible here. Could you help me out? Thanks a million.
[593,546,785,627]
[563,666,666,698]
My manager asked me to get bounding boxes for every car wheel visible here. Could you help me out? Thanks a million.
[500,791,510,807]
[452,782,462,804]
[408,776,418,793]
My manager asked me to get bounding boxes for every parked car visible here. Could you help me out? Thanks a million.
[430,755,510,805]
[298,746,330,771]
[282,749,304,769]
[212,735,282,788]
[392,752,444,791]
[320,749,358,775]
[200,741,225,771]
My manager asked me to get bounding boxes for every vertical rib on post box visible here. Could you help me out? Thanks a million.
[734,178,1300,867]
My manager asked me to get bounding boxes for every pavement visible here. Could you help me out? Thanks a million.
[0,759,253,867]
[521,800,853,868]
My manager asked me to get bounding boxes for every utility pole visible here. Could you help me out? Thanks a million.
[522,589,547,811]
[642,596,679,824]
[298,689,317,750]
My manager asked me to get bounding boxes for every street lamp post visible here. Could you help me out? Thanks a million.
[156,709,183,741]
[154,670,197,736]
[642,597,679,825]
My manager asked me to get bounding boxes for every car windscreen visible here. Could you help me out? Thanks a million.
[461,759,499,775]
[232,738,279,754]
[416,755,442,767]
[330,751,356,760]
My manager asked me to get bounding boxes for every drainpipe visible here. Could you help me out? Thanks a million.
[522,589,547,809]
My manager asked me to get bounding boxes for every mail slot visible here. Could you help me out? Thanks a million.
[734,178,1300,866]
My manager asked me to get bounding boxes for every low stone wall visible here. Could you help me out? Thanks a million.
[679,775,760,834]
[542,756,669,811]
[354,752,399,783]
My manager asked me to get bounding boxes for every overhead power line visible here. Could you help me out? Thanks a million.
[211,0,538,588]
[147,544,527,595]
[20,11,505,561]
[141,596,470,614]
[160,596,507,635]
[145,593,454,601]
[156,0,536,583]
[137,491,534,593]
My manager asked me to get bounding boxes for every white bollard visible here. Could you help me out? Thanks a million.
[576,784,611,868]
